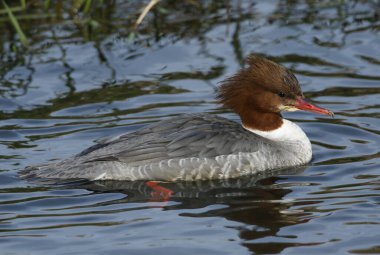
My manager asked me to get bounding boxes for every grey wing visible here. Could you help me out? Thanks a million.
[76,114,214,157]
[79,113,266,166]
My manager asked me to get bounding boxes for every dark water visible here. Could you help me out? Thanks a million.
[1,1,380,254]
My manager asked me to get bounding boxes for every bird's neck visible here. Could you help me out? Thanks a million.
[243,118,307,142]
[240,110,283,131]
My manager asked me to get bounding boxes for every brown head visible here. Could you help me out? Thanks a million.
[217,55,333,131]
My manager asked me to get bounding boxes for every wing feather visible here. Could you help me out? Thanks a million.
[77,113,265,166]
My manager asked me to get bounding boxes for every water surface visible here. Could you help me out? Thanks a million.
[0,1,379,254]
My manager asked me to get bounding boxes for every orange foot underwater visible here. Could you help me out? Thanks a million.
[146,181,174,202]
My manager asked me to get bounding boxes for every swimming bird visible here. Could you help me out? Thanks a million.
[21,55,333,182]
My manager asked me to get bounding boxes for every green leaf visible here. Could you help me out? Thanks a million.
[128,32,135,42]
[1,0,29,48]
[83,0,92,14]
[43,0,51,10]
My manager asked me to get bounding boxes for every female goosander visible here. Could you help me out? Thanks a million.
[22,55,332,182]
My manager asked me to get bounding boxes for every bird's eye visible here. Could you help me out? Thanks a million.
[278,92,286,98]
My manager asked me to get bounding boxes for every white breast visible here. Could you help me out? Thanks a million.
[243,119,312,166]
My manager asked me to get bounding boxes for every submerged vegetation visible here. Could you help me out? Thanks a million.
[0,0,235,50]
[1,0,379,54]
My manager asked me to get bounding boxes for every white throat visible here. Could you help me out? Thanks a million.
[243,119,308,142]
